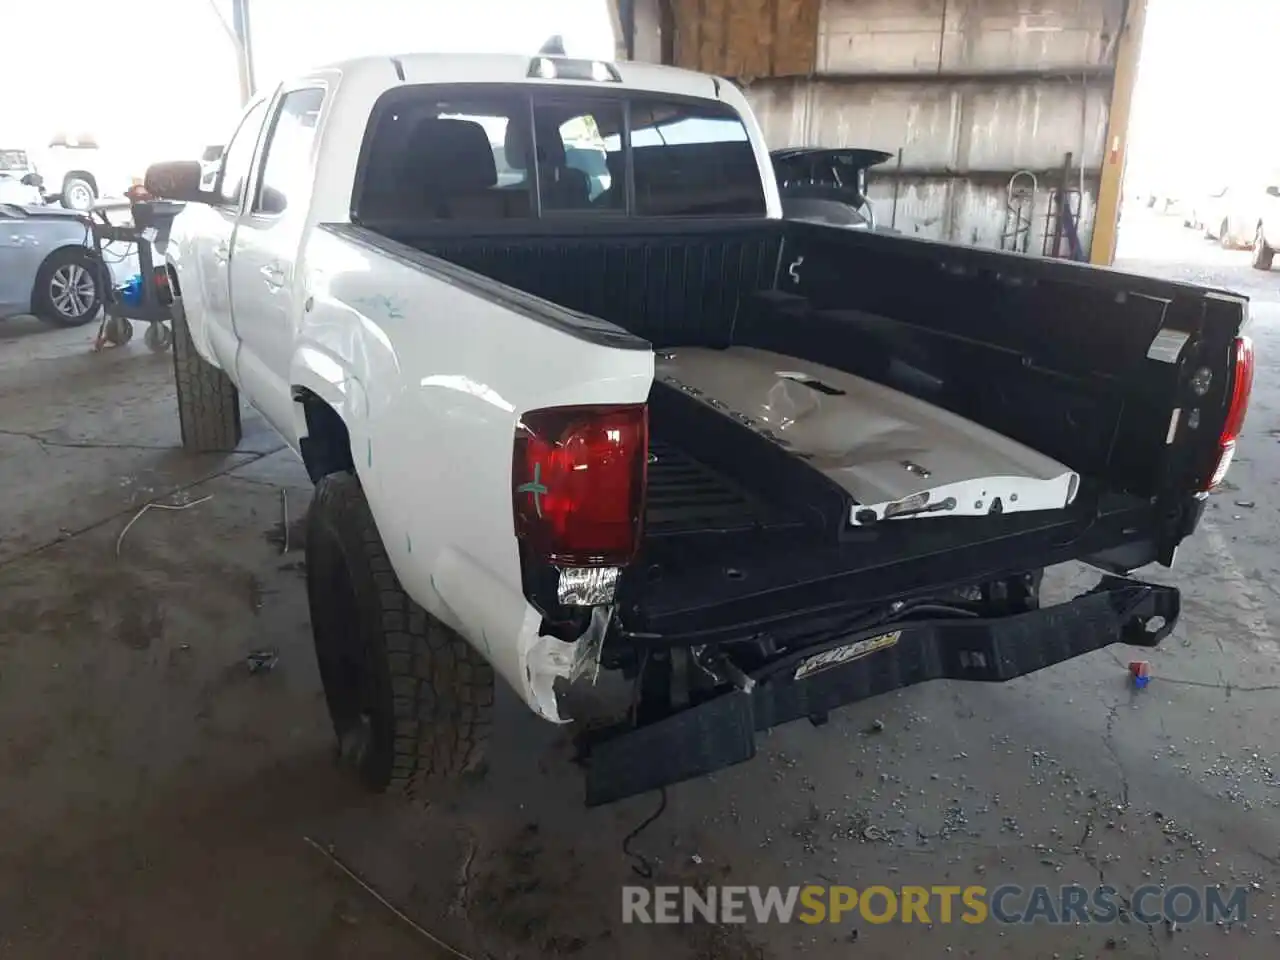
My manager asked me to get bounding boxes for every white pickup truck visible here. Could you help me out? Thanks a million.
[145,52,1253,807]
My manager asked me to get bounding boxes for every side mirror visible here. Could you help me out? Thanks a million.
[20,172,44,189]
[1267,185,1280,198]
[201,144,225,163]
[144,160,208,203]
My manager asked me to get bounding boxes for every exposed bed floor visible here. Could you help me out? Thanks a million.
[644,437,800,537]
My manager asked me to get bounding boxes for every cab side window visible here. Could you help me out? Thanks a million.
[252,88,326,216]
[217,100,269,208]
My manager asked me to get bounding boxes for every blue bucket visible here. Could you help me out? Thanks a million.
[116,273,144,307]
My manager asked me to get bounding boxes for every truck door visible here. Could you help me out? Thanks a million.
[227,85,326,441]
[198,98,269,375]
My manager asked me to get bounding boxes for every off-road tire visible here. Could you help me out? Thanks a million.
[1252,223,1274,271]
[306,471,494,799]
[171,301,242,452]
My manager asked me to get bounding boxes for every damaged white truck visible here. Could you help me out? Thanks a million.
[146,52,1253,806]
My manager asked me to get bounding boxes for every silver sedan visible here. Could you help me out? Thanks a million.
[0,203,104,326]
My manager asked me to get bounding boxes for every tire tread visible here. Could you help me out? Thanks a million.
[171,302,242,452]
[308,472,494,800]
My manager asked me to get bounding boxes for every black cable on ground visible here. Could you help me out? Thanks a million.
[622,786,668,879]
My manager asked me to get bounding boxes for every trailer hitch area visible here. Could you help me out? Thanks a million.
[581,575,1179,806]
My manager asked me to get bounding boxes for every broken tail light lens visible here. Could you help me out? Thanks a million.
[1206,335,1254,491]
[512,404,648,567]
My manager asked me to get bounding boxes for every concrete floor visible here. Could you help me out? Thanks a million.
[1,209,1278,959]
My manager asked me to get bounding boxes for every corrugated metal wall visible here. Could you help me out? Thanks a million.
[745,0,1126,254]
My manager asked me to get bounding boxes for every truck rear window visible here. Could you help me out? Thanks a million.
[354,84,766,222]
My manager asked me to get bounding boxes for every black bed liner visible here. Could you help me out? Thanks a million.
[356,217,1243,637]
[644,438,801,538]
[622,487,1171,642]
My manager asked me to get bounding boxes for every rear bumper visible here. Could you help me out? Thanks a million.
[582,574,1178,806]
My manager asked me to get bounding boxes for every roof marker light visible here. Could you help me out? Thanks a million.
[527,57,621,82]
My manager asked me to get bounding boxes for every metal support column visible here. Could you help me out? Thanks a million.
[1090,0,1149,266]
[232,0,257,106]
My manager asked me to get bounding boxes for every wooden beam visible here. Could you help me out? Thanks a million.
[670,0,818,77]
[772,0,821,77]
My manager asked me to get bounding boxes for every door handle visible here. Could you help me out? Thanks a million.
[261,263,286,288]
[213,242,229,263]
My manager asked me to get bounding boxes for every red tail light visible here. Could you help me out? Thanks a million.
[1206,335,1254,491]
[512,404,648,567]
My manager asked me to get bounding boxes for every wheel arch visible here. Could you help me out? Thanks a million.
[63,170,98,195]
[294,387,355,482]
[291,342,371,482]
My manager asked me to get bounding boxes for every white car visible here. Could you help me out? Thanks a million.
[0,172,43,206]
[1251,179,1280,271]
[146,52,1247,807]
[1186,172,1280,253]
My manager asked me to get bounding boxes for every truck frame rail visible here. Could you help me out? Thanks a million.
[580,573,1178,806]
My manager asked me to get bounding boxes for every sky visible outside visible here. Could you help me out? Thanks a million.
[5,0,614,173]
[1125,0,1280,192]
[4,0,1274,191]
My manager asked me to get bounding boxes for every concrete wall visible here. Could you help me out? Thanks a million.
[752,0,1129,253]
[616,0,1129,255]
[742,0,1129,253]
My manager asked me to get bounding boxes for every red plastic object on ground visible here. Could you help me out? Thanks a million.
[1128,660,1151,689]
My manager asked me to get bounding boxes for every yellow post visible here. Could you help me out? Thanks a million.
[1091,0,1150,265]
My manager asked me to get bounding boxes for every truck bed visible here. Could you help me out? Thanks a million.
[352,217,1245,637]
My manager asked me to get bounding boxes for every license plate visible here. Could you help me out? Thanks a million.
[793,630,901,681]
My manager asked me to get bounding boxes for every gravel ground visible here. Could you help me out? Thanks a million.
[0,207,1277,959]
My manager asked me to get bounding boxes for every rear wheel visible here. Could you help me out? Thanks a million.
[1252,223,1274,271]
[306,471,494,799]
[61,176,95,211]
[31,247,102,327]
[171,300,242,451]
